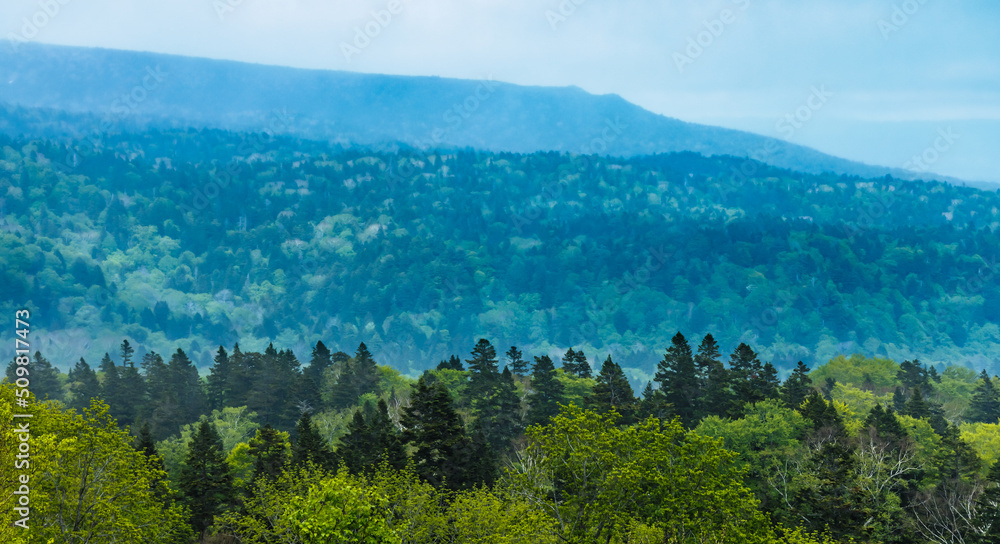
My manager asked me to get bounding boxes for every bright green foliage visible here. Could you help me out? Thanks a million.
[587,355,639,424]
[810,354,900,390]
[446,486,556,543]
[283,467,401,544]
[510,404,774,543]
[526,355,565,427]
[960,421,1000,469]
[180,419,235,534]
[0,384,192,543]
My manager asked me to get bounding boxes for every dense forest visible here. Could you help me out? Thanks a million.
[3,334,1000,543]
[1,128,1000,378]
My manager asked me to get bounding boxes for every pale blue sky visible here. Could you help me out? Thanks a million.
[3,0,998,181]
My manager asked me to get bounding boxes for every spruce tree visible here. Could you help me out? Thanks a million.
[728,343,772,415]
[465,338,500,405]
[506,345,529,376]
[435,355,463,371]
[753,361,782,402]
[864,403,907,445]
[655,332,699,427]
[291,410,332,468]
[247,424,289,482]
[638,381,673,424]
[118,340,146,429]
[336,399,407,474]
[782,361,813,409]
[24,350,63,402]
[180,420,234,535]
[333,343,379,409]
[67,357,101,412]
[560,348,592,378]
[472,367,523,454]
[526,355,565,427]
[401,374,470,489]
[587,355,638,424]
[141,351,182,440]
[966,371,1000,423]
[903,386,931,419]
[98,353,122,416]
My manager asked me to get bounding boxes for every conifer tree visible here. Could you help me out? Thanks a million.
[333,343,380,409]
[655,332,699,427]
[291,410,333,468]
[864,403,907,445]
[526,355,565,427]
[98,352,122,414]
[225,343,253,408]
[67,357,101,412]
[472,367,524,454]
[587,355,638,424]
[637,381,673,425]
[247,424,289,482]
[134,421,167,491]
[966,371,1000,423]
[974,461,1000,543]
[141,351,182,440]
[180,420,234,535]
[465,338,500,404]
[401,374,470,489]
[22,350,63,402]
[782,361,813,409]
[506,345,528,376]
[903,386,931,419]
[694,334,730,418]
[206,346,231,410]
[560,347,592,378]
[169,348,209,428]
[336,399,407,474]
[118,340,146,429]
[436,355,463,371]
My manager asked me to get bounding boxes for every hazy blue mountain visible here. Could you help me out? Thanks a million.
[0,42,977,186]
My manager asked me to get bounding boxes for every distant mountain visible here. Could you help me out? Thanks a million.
[0,42,976,185]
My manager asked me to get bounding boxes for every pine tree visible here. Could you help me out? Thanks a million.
[225,343,253,408]
[526,355,565,427]
[336,399,407,474]
[728,343,775,416]
[655,332,699,427]
[23,350,63,402]
[291,410,333,468]
[506,345,528,376]
[800,390,845,434]
[247,424,289,482]
[782,361,813,409]
[560,348,592,378]
[180,420,234,535]
[67,357,101,412]
[753,361,782,402]
[903,386,931,419]
[587,355,638,424]
[966,371,1000,423]
[206,346,231,410]
[436,355,463,371]
[694,334,730,418]
[141,351,182,440]
[864,403,906,445]
[332,343,380,409]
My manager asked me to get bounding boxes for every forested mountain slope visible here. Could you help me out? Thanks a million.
[1,128,998,375]
[0,42,975,184]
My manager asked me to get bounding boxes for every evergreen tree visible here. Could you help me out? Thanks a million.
[974,461,1000,543]
[17,350,63,402]
[800,390,845,434]
[892,386,907,413]
[180,420,234,535]
[141,351,182,440]
[134,421,167,490]
[587,355,638,424]
[638,381,673,424]
[782,361,813,409]
[506,345,528,376]
[526,355,565,427]
[206,346,231,410]
[728,342,772,416]
[561,347,592,378]
[299,341,331,413]
[435,355,463,371]
[336,399,407,474]
[247,424,289,482]
[98,352,122,416]
[753,361,782,402]
[291,410,333,468]
[225,343,253,408]
[465,338,500,404]
[472,367,524,454]
[966,371,1000,423]
[401,374,470,489]
[903,386,931,419]
[864,403,907,445]
[694,333,730,418]
[117,340,146,429]
[67,357,101,412]
[656,332,698,427]
[332,343,379,409]
[168,348,209,428]
[247,345,301,429]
